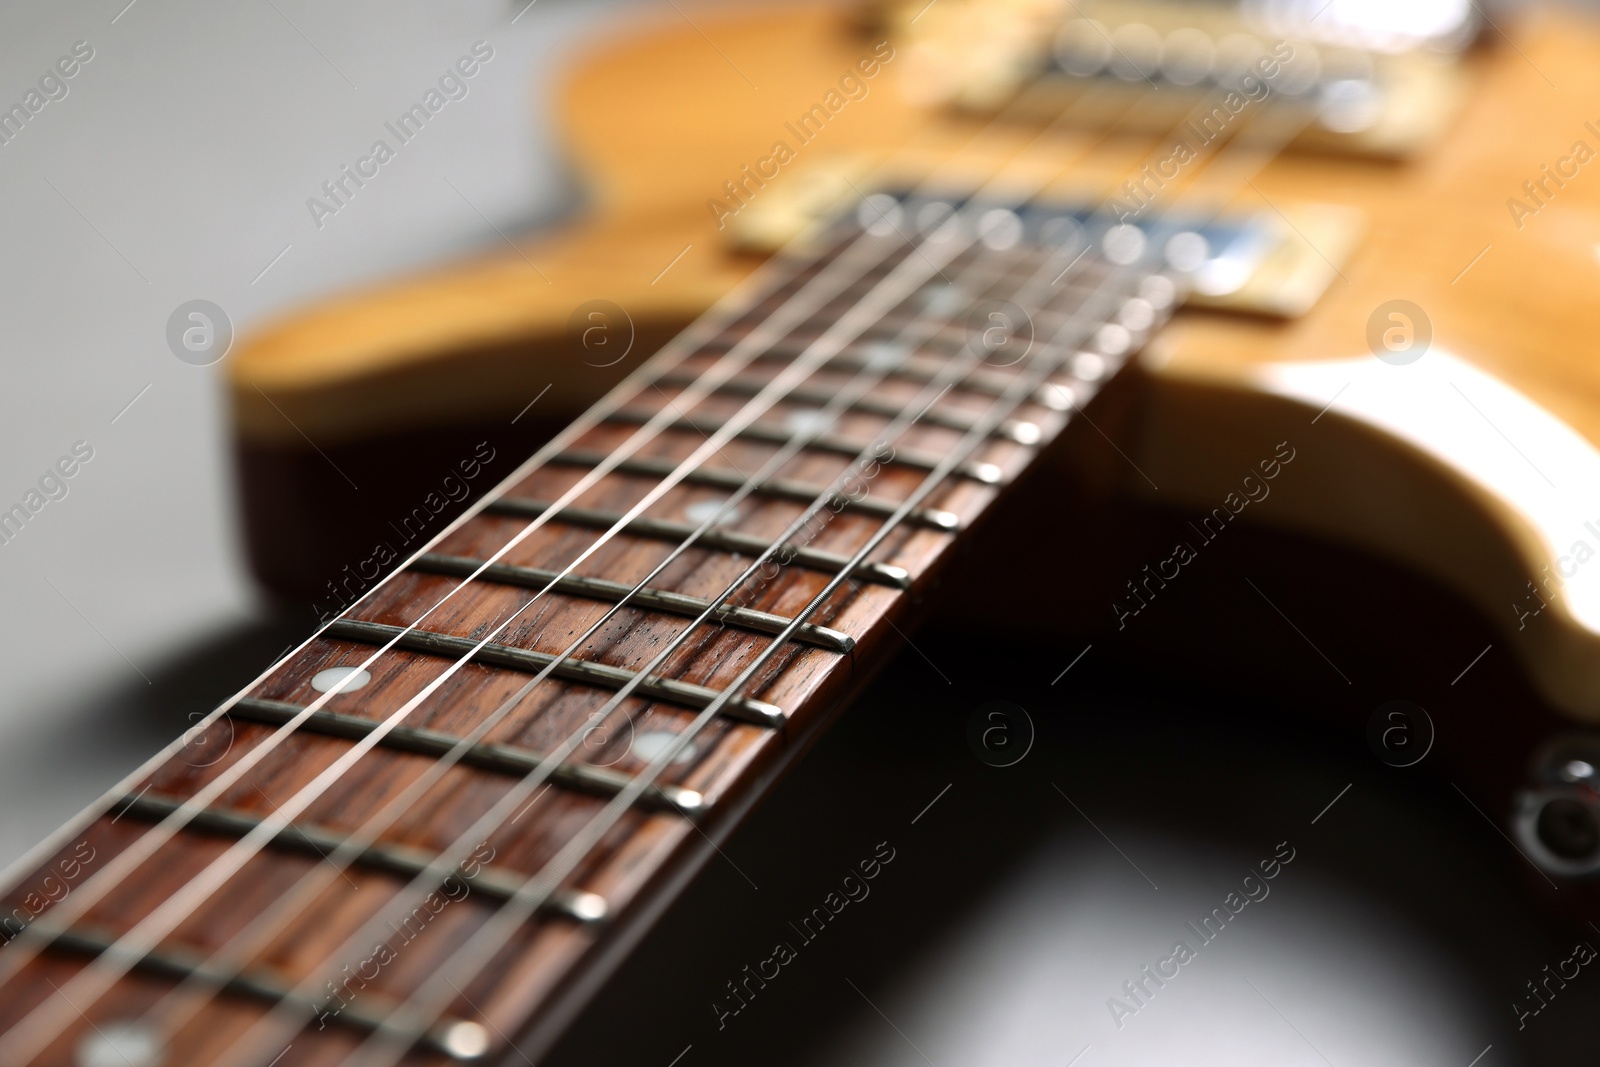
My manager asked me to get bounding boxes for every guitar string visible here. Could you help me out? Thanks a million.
[202,140,1141,1067]
[344,68,1334,1066]
[0,83,1113,1058]
[122,85,1141,1053]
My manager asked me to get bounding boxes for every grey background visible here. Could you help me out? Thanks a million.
[0,0,641,866]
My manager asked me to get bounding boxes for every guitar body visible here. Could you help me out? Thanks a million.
[234,3,1600,720]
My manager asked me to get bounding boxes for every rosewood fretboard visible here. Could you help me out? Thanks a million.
[0,195,1182,1066]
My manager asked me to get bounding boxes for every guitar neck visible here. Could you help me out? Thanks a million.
[0,195,1165,1065]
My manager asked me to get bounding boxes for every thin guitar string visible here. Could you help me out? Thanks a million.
[346,65,1335,1064]
[126,106,1116,1051]
[0,95,1089,1057]
[175,95,1158,1062]
[209,68,1286,1067]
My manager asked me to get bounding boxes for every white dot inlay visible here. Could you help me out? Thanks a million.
[1165,231,1210,273]
[857,193,903,237]
[79,1022,162,1067]
[862,342,907,371]
[1139,274,1178,309]
[915,200,961,240]
[785,408,837,438]
[1094,323,1133,358]
[978,207,1023,250]
[438,1020,491,1060]
[685,499,737,526]
[1040,216,1083,250]
[1071,351,1109,382]
[920,285,966,315]
[1102,224,1147,266]
[311,666,371,695]
[1118,297,1156,332]
[631,730,697,765]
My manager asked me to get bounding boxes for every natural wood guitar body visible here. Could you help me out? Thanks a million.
[232,3,1600,717]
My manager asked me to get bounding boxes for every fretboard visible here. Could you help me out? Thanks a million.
[0,193,1182,1066]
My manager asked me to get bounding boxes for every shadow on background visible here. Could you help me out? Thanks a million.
[548,630,1590,1066]
[0,611,313,865]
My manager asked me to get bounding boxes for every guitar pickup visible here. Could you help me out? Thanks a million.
[725,159,1361,320]
[889,0,1472,160]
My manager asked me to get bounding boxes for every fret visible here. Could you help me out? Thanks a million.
[322,619,787,727]
[604,407,1007,485]
[669,349,1075,411]
[111,792,609,923]
[643,379,1044,444]
[481,498,914,588]
[547,450,965,530]
[45,926,489,1060]
[409,552,856,652]
[228,697,705,814]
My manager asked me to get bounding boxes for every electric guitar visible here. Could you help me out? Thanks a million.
[6,2,1600,1063]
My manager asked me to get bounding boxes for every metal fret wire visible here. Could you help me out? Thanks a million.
[138,232,1055,1051]
[347,85,1331,1065]
[0,99,1095,1059]
[193,99,1142,1066]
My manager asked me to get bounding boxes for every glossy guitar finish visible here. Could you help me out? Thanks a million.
[231,3,1600,721]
